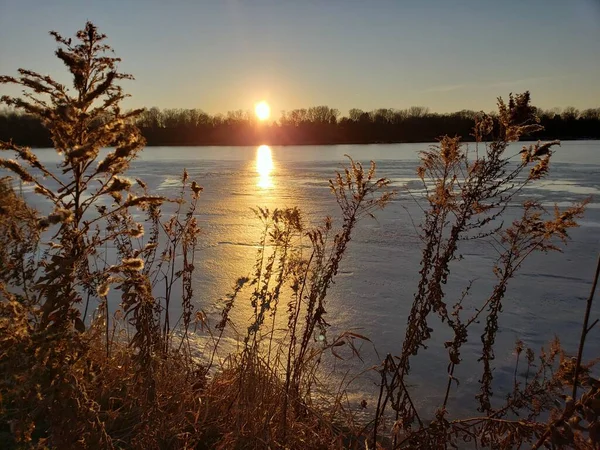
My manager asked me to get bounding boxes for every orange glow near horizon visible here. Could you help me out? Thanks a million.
[256,145,273,189]
[254,101,270,121]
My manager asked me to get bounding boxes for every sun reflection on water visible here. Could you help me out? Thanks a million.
[256,145,273,189]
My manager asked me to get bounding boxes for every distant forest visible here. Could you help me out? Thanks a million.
[2,105,599,147]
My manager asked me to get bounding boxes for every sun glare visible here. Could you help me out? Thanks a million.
[255,101,270,121]
[256,145,273,189]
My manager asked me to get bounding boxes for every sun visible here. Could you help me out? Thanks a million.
[255,101,270,121]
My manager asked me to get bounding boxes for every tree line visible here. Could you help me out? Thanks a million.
[1,104,599,147]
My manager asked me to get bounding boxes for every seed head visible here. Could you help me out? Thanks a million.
[128,223,144,238]
[48,208,73,224]
[122,257,144,271]
[97,281,110,297]
[108,177,132,192]
[0,159,34,183]
[191,181,202,196]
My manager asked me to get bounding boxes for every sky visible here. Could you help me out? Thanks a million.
[1,0,600,116]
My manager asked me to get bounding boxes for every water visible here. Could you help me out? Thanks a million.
[13,141,600,417]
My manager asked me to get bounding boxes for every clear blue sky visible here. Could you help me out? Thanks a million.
[1,0,599,115]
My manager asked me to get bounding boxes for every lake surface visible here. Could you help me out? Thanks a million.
[17,141,600,418]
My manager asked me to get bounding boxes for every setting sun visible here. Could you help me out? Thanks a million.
[254,101,270,121]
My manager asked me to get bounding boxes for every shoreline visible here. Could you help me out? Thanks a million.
[19,137,600,149]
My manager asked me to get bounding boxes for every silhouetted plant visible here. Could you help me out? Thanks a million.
[371,92,593,448]
[203,157,392,447]
[0,22,204,448]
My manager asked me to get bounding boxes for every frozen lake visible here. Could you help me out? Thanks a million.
[16,140,600,417]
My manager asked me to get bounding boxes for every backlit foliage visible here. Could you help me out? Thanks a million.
[371,92,596,449]
[0,22,597,450]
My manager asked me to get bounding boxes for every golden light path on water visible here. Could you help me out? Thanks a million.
[256,144,274,189]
